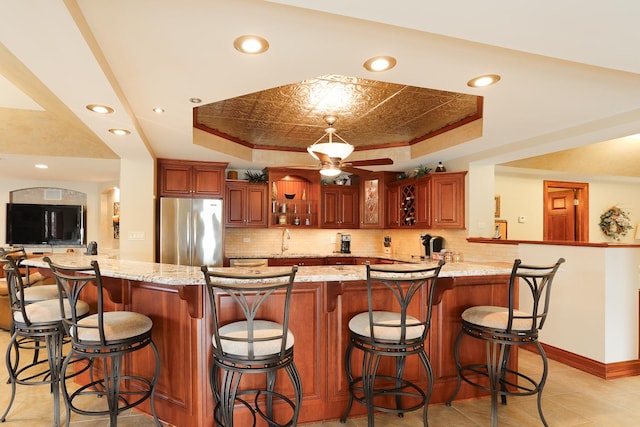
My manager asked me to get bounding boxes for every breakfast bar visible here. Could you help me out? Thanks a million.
[24,254,513,426]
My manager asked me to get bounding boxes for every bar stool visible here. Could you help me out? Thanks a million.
[341,260,445,427]
[200,265,301,427]
[0,254,89,426]
[44,257,161,427]
[446,258,565,427]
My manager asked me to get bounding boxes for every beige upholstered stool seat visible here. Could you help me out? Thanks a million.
[348,311,425,341]
[75,311,153,342]
[461,306,533,331]
[214,320,294,357]
[19,284,60,303]
[12,298,89,324]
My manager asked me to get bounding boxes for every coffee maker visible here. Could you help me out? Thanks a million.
[337,233,351,254]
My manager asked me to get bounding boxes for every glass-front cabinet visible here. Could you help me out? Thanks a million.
[265,168,321,228]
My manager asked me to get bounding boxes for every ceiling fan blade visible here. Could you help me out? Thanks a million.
[348,158,393,167]
[312,151,332,164]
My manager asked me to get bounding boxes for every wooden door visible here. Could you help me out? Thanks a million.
[543,180,589,242]
[545,189,576,241]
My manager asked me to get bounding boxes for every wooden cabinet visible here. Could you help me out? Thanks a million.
[359,172,394,229]
[385,171,466,229]
[158,159,226,198]
[414,176,432,228]
[321,185,359,228]
[268,257,325,267]
[431,171,466,228]
[266,168,320,228]
[386,180,415,228]
[385,182,400,228]
[224,181,268,227]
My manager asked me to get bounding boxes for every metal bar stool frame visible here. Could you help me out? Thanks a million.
[44,257,161,427]
[446,258,565,427]
[341,260,445,427]
[201,265,301,427]
[1,253,66,426]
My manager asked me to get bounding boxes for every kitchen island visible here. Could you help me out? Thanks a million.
[25,254,513,426]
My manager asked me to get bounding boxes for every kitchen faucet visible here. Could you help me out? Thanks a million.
[281,228,290,254]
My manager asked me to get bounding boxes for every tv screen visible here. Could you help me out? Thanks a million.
[6,203,84,246]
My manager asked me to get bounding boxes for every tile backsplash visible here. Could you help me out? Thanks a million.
[225,228,517,262]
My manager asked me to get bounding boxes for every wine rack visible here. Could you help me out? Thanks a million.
[400,184,415,226]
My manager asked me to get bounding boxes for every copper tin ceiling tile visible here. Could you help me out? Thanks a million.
[194,75,481,151]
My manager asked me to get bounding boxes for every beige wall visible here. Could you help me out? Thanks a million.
[496,169,640,243]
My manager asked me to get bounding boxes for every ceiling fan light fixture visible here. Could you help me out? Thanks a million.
[307,142,354,161]
[307,115,354,161]
[363,56,397,72]
[319,164,342,177]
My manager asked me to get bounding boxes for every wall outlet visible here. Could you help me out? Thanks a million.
[128,231,144,240]
[243,237,251,243]
[518,216,527,223]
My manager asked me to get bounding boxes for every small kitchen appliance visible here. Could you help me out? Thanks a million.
[338,233,351,254]
[420,234,444,258]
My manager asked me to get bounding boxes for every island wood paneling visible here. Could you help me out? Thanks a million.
[60,272,511,426]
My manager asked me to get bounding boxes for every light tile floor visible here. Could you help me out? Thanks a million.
[2,328,640,426]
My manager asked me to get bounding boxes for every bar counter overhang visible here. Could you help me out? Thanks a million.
[25,254,513,426]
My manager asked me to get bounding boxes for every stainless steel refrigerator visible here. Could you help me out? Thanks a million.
[159,198,223,267]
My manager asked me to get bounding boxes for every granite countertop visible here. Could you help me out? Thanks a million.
[24,254,513,286]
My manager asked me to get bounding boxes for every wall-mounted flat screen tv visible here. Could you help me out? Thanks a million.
[6,203,85,246]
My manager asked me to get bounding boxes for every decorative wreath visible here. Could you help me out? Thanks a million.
[599,206,633,241]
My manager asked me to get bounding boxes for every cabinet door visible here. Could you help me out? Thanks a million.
[339,187,359,228]
[245,185,268,226]
[225,184,246,226]
[414,178,432,228]
[159,163,192,197]
[432,173,465,229]
[192,165,224,197]
[321,188,340,227]
[225,182,268,228]
[360,177,382,228]
[321,186,359,228]
[386,184,400,228]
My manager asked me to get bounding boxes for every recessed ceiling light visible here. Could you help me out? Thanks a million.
[109,128,131,136]
[35,164,48,169]
[233,35,269,54]
[153,107,165,114]
[467,74,501,88]
[363,56,397,72]
[190,98,202,104]
[86,104,114,114]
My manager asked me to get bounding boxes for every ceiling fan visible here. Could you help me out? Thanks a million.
[305,115,393,176]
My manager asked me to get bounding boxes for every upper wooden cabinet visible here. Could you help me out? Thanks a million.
[158,159,227,198]
[265,168,321,228]
[359,172,394,229]
[430,171,466,228]
[321,185,359,228]
[386,171,466,229]
[225,181,268,228]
